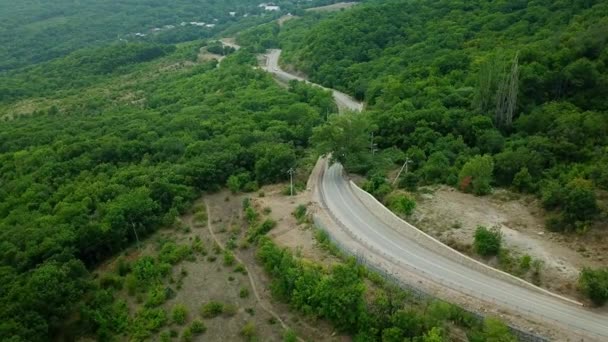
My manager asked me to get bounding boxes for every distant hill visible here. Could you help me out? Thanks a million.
[0,0,342,72]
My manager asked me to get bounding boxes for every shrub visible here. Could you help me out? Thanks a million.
[245,207,259,225]
[159,330,171,342]
[192,236,206,255]
[180,328,193,342]
[243,197,251,209]
[129,308,167,341]
[200,301,224,318]
[223,250,236,266]
[531,259,543,285]
[458,155,494,195]
[240,322,257,341]
[99,273,123,290]
[386,193,416,216]
[578,268,608,306]
[563,178,598,224]
[116,257,131,276]
[473,226,502,257]
[234,263,247,274]
[398,172,419,191]
[239,287,250,298]
[145,285,168,307]
[363,173,392,200]
[512,167,534,192]
[283,329,297,342]
[158,242,192,265]
[247,219,277,242]
[190,320,206,334]
[293,204,307,224]
[519,255,532,272]
[171,304,188,325]
[193,210,207,226]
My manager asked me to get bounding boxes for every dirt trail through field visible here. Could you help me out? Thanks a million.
[202,200,305,342]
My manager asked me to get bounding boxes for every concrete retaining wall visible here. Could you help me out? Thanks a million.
[348,180,582,307]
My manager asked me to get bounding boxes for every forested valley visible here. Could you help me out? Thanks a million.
[0,0,339,72]
[0,38,337,339]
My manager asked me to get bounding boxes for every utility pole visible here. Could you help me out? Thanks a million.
[370,132,378,156]
[392,156,412,185]
[287,168,295,196]
[131,221,141,249]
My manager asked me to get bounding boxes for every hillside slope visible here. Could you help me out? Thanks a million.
[282,0,608,233]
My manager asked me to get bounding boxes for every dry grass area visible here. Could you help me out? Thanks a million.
[278,14,297,26]
[94,186,344,341]
[197,47,224,63]
[305,2,359,12]
[95,204,285,341]
[204,189,346,341]
[253,184,340,266]
[411,185,607,299]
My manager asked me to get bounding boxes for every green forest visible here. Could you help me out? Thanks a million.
[0,0,342,72]
[275,0,608,233]
[0,42,336,339]
[2,0,608,340]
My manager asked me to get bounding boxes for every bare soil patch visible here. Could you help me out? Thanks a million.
[204,189,345,341]
[278,14,297,26]
[252,184,340,266]
[197,47,224,62]
[411,185,606,299]
[94,187,342,341]
[306,2,359,12]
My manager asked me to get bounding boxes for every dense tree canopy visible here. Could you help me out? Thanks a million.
[280,0,608,231]
[0,43,335,340]
[0,0,347,72]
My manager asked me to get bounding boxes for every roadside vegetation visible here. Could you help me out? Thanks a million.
[275,0,608,304]
[257,225,518,341]
[579,268,608,306]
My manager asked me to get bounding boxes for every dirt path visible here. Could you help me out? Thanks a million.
[203,200,305,342]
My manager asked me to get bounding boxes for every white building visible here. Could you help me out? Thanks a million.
[259,3,280,11]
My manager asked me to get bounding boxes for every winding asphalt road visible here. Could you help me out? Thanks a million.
[321,163,608,340]
[222,38,608,339]
[263,49,364,112]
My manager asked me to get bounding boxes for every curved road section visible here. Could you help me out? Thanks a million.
[263,49,363,112]
[222,38,608,339]
[320,163,608,340]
